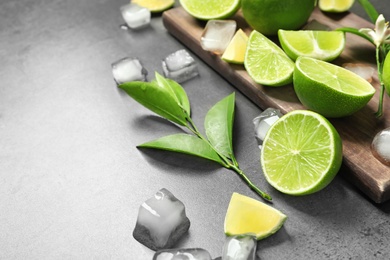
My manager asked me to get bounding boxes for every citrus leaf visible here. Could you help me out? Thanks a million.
[357,0,379,23]
[119,81,188,126]
[154,73,191,116]
[138,133,224,165]
[204,93,235,159]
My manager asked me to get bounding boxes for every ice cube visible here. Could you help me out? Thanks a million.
[120,3,151,29]
[222,235,257,260]
[371,127,390,166]
[111,57,147,84]
[200,20,237,55]
[153,248,212,260]
[162,49,199,83]
[133,188,191,251]
[253,108,283,148]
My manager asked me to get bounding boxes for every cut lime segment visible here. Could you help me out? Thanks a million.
[179,0,240,20]
[261,110,343,195]
[245,30,294,86]
[319,0,355,12]
[222,29,249,64]
[278,30,345,61]
[294,56,376,118]
[224,192,287,239]
[132,0,174,12]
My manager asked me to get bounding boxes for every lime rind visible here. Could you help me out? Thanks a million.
[261,110,343,195]
[278,30,345,61]
[180,0,240,20]
[245,30,294,86]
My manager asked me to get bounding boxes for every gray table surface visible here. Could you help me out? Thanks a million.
[1,0,390,259]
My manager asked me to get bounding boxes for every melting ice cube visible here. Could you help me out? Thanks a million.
[111,57,147,84]
[253,108,283,148]
[120,3,151,29]
[222,235,257,260]
[162,49,199,83]
[371,127,390,166]
[153,248,212,260]
[200,20,237,55]
[133,188,191,251]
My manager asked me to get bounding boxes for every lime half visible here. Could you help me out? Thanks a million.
[224,192,287,239]
[319,0,355,12]
[294,56,375,118]
[261,110,343,195]
[245,30,294,86]
[132,0,175,12]
[278,30,345,61]
[179,0,240,20]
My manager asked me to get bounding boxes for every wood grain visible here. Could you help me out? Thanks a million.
[162,7,390,203]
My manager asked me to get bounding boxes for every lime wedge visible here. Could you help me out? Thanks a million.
[179,0,240,20]
[222,29,248,64]
[224,192,287,239]
[132,0,174,12]
[245,30,294,86]
[319,0,355,12]
[261,110,343,195]
[278,30,345,61]
[294,56,376,117]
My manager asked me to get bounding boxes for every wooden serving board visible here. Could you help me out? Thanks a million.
[162,7,390,203]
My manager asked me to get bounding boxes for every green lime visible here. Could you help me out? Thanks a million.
[224,192,287,239]
[278,30,345,61]
[241,0,316,35]
[294,56,375,118]
[261,110,343,195]
[382,52,390,96]
[132,0,175,12]
[244,30,294,86]
[179,0,240,20]
[221,29,248,64]
[319,0,355,12]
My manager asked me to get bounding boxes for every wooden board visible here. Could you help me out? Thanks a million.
[162,7,390,203]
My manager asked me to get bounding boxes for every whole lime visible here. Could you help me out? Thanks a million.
[383,52,390,96]
[241,0,317,35]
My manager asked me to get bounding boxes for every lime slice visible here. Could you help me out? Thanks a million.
[132,0,174,12]
[278,30,345,61]
[383,52,390,96]
[245,30,294,86]
[319,0,355,12]
[224,192,287,239]
[179,0,240,20]
[221,29,248,64]
[261,110,343,195]
[294,56,375,117]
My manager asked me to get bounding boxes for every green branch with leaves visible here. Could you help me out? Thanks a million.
[119,72,272,201]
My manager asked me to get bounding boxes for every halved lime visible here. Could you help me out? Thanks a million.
[132,0,174,12]
[222,29,248,64]
[245,30,294,86]
[261,110,343,195]
[179,0,240,20]
[278,30,345,61]
[294,56,376,117]
[224,192,287,239]
[319,0,355,12]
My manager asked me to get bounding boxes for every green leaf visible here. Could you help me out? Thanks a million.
[204,93,235,159]
[119,81,188,126]
[335,27,374,45]
[154,73,191,116]
[138,133,224,165]
[357,0,379,23]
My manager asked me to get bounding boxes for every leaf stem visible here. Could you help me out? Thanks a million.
[375,46,385,118]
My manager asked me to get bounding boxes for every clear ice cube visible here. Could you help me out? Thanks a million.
[222,235,257,260]
[133,188,191,251]
[371,127,390,166]
[253,108,283,148]
[200,20,237,55]
[162,49,199,83]
[153,248,212,260]
[120,3,151,29]
[111,57,147,84]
